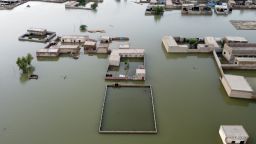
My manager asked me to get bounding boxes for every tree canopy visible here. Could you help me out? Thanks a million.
[16,53,34,74]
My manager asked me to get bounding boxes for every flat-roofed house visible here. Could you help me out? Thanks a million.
[97,43,109,54]
[84,40,97,53]
[109,54,120,66]
[108,48,145,66]
[234,57,256,66]
[223,36,248,44]
[135,68,146,80]
[162,35,188,53]
[60,35,89,44]
[222,43,256,63]
[28,28,47,36]
[162,35,220,53]
[0,0,20,5]
[219,125,249,144]
[58,44,81,54]
[221,74,254,99]
[36,48,60,57]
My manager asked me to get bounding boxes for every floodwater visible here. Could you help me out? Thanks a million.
[100,86,156,132]
[0,1,256,144]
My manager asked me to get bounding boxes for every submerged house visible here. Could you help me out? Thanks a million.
[36,48,60,57]
[223,36,248,44]
[219,125,249,144]
[84,40,97,53]
[222,43,256,63]
[106,48,145,81]
[0,0,20,5]
[57,44,81,54]
[162,35,220,53]
[60,35,89,44]
[0,0,21,9]
[27,28,47,36]
[181,4,212,15]
[97,43,109,54]
[36,35,87,57]
[229,0,256,9]
[150,0,166,4]
[234,57,256,67]
[215,3,231,15]
[221,74,255,99]
[109,48,145,66]
[19,28,56,43]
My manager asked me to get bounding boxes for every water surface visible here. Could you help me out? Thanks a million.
[0,1,256,144]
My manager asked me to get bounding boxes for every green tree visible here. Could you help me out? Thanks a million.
[26,53,33,65]
[16,53,34,74]
[154,6,164,15]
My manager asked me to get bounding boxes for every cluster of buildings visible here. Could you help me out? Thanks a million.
[221,37,256,69]
[0,0,66,10]
[18,28,111,58]
[142,0,233,15]
[162,35,256,99]
[229,0,256,9]
[36,35,111,57]
[19,28,146,81]
[0,0,26,10]
[142,0,256,16]
[65,0,101,10]
[162,34,254,142]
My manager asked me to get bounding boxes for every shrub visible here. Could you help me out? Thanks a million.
[80,25,87,32]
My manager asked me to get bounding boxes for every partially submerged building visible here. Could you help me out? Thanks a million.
[214,3,231,15]
[19,28,56,43]
[223,36,248,44]
[221,74,255,99]
[106,48,146,81]
[97,43,109,54]
[109,48,145,66]
[0,0,23,10]
[221,43,256,69]
[84,40,97,53]
[58,44,81,54]
[65,1,95,10]
[222,43,256,63]
[36,35,87,57]
[219,125,249,144]
[165,0,182,9]
[162,35,220,53]
[181,4,212,15]
[229,0,256,9]
[60,35,88,44]
[36,48,60,57]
